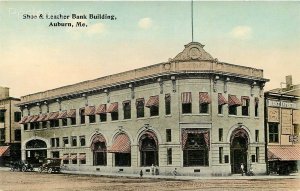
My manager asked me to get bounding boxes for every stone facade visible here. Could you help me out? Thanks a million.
[18,42,268,176]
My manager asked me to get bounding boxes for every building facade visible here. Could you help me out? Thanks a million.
[0,87,22,166]
[265,76,300,175]
[18,42,268,176]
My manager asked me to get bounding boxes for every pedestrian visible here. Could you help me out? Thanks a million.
[140,169,143,178]
[240,163,244,176]
[172,168,177,177]
[151,164,154,175]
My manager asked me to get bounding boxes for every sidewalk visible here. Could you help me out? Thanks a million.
[1,166,299,180]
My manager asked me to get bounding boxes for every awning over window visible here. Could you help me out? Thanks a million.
[66,109,76,118]
[24,116,34,123]
[108,133,131,153]
[181,92,192,104]
[30,115,40,123]
[199,92,211,104]
[218,93,228,105]
[84,106,96,116]
[19,116,28,124]
[37,114,48,122]
[107,102,118,113]
[0,146,10,157]
[136,98,145,105]
[62,154,69,160]
[57,110,67,119]
[47,112,59,120]
[181,129,210,150]
[78,153,86,160]
[95,104,106,114]
[228,95,242,106]
[145,95,159,108]
[90,133,106,151]
[165,94,171,102]
[70,154,77,160]
[268,146,300,161]
[241,96,250,106]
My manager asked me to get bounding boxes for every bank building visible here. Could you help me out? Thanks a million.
[17,42,269,176]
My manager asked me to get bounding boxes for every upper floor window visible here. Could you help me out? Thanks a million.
[228,95,241,115]
[51,137,59,147]
[146,95,159,117]
[67,109,76,125]
[255,97,259,117]
[218,93,227,114]
[241,96,250,116]
[84,106,96,123]
[269,123,279,143]
[107,102,118,121]
[166,129,171,142]
[71,136,77,147]
[96,104,107,122]
[0,110,5,123]
[182,92,192,114]
[123,101,131,119]
[79,108,85,124]
[199,92,211,114]
[80,135,86,146]
[14,129,21,141]
[63,137,69,147]
[14,112,21,122]
[165,94,171,115]
[136,98,145,118]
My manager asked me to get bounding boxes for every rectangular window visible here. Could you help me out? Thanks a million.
[182,92,192,114]
[63,154,69,164]
[166,129,171,142]
[30,123,34,130]
[251,155,256,163]
[219,128,223,142]
[51,138,55,147]
[294,125,300,136]
[14,112,21,122]
[165,94,171,115]
[199,103,209,114]
[256,147,259,162]
[241,96,250,116]
[71,136,77,147]
[63,137,69,147]
[80,108,85,124]
[255,130,259,142]
[0,128,5,141]
[62,118,68,126]
[34,122,40,129]
[219,147,223,163]
[42,121,47,129]
[136,99,145,118]
[199,92,210,114]
[0,110,5,123]
[14,129,21,141]
[218,105,223,114]
[24,124,28,131]
[123,101,131,120]
[89,115,96,123]
[80,135,86,146]
[182,103,192,114]
[51,138,59,147]
[100,113,107,122]
[229,105,237,115]
[150,106,159,117]
[111,112,119,121]
[255,98,259,117]
[79,153,86,164]
[167,148,172,165]
[269,123,279,143]
[71,154,77,164]
[70,116,76,125]
[50,120,59,128]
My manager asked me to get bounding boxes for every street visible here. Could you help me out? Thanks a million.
[0,170,299,191]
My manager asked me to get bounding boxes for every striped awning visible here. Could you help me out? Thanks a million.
[108,133,131,153]
[218,93,228,105]
[181,129,210,149]
[66,109,76,118]
[95,104,106,114]
[70,154,77,160]
[78,153,86,160]
[145,95,159,108]
[37,114,48,122]
[268,146,300,161]
[0,146,10,157]
[47,112,59,120]
[181,92,192,104]
[107,102,118,113]
[30,115,40,123]
[90,133,106,151]
[62,154,69,160]
[24,116,34,123]
[84,106,96,116]
[228,95,242,106]
[57,110,67,119]
[199,92,211,104]
[19,116,28,124]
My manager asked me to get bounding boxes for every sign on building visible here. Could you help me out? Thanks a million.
[281,109,292,135]
[268,107,279,122]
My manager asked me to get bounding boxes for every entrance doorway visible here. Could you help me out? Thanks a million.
[25,139,47,166]
[139,131,158,166]
[230,128,249,174]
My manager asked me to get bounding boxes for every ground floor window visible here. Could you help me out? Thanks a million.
[183,149,209,166]
[115,153,131,166]
[94,152,107,166]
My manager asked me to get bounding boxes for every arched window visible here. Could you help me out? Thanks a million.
[91,134,107,166]
[139,131,158,166]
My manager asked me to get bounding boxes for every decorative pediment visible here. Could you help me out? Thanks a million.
[171,42,214,62]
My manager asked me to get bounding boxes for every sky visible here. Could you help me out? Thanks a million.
[0,1,300,98]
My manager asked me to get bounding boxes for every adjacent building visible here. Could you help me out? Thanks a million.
[265,76,300,175]
[0,87,21,166]
[17,42,268,176]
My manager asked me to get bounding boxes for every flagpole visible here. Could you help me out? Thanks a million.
[191,0,194,42]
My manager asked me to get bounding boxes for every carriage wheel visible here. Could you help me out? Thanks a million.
[47,168,53,174]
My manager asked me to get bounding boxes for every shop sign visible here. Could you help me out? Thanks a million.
[268,100,297,109]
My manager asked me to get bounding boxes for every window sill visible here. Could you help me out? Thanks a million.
[149,116,159,119]
[182,114,210,116]
[217,114,224,117]
[165,115,172,117]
